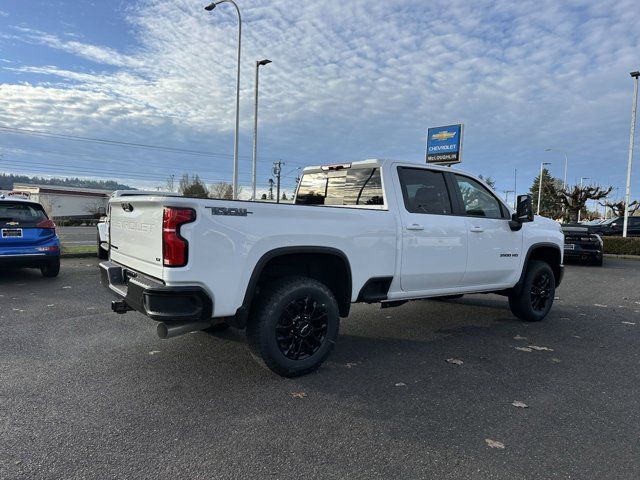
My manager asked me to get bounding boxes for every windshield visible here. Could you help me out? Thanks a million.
[0,202,48,227]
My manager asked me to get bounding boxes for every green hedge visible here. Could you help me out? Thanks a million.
[602,236,640,256]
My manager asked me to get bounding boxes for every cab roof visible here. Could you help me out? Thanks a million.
[300,158,470,175]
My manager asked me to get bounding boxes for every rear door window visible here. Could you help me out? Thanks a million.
[0,202,48,227]
[397,167,452,215]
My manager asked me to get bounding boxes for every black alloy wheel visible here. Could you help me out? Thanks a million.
[276,296,328,360]
[530,270,552,312]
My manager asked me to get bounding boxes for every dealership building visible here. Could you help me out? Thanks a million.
[11,184,112,220]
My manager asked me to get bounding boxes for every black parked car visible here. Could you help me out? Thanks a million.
[562,226,603,266]
[588,216,640,237]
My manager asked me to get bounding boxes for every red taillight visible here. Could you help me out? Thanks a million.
[162,207,195,267]
[36,219,56,229]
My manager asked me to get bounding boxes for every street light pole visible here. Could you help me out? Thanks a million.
[251,59,272,201]
[623,71,639,237]
[537,162,551,215]
[204,0,242,200]
[545,148,569,189]
[578,176,590,222]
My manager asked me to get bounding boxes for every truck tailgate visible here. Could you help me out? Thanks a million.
[109,198,164,279]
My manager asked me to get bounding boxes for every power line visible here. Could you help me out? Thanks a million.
[0,125,281,162]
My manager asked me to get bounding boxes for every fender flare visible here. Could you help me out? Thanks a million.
[230,246,352,328]
[514,242,563,292]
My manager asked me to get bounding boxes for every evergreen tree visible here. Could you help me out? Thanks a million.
[529,168,563,218]
[179,173,209,199]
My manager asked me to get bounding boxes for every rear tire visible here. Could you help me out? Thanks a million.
[508,260,555,322]
[591,256,603,267]
[246,276,340,377]
[41,258,60,278]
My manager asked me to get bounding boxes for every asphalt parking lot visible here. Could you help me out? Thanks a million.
[1,258,639,479]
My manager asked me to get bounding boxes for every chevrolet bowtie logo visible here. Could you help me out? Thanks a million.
[432,131,456,141]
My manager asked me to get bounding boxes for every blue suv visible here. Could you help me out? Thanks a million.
[0,194,61,277]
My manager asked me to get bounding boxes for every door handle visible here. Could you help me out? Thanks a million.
[470,227,484,233]
[406,224,424,231]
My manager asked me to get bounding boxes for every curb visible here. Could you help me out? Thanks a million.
[604,254,640,261]
[61,252,98,259]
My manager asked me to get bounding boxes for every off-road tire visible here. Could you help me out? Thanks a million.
[246,276,340,377]
[508,260,555,322]
[41,258,60,278]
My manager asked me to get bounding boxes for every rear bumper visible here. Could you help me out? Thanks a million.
[0,241,60,268]
[99,261,212,323]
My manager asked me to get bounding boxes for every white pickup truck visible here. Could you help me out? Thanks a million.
[100,159,564,377]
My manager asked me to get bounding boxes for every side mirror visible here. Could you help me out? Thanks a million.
[515,195,534,222]
[509,195,534,231]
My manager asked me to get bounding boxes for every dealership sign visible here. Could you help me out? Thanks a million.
[426,124,463,165]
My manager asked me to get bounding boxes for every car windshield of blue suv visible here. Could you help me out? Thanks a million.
[0,202,48,227]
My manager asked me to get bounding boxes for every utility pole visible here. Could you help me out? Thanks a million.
[623,71,639,237]
[168,174,175,192]
[268,178,274,200]
[273,160,283,204]
[503,190,514,206]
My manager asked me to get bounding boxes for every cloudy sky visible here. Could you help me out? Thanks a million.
[0,0,639,199]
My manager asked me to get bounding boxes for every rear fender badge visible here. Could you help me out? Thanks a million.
[206,206,253,217]
[121,203,134,212]
[6,221,19,226]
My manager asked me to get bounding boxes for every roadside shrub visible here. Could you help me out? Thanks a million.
[602,236,640,256]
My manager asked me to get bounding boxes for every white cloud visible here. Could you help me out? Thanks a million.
[1,0,640,192]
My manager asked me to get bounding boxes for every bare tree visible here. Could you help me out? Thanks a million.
[209,182,233,199]
[599,200,640,217]
[209,182,242,200]
[85,200,106,218]
[551,184,613,223]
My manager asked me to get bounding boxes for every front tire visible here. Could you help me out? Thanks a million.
[41,258,60,278]
[508,260,555,322]
[246,276,340,377]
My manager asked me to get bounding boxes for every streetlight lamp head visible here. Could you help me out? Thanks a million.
[204,2,216,11]
[631,71,640,78]
[542,162,551,166]
[257,59,272,66]
[544,148,552,152]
